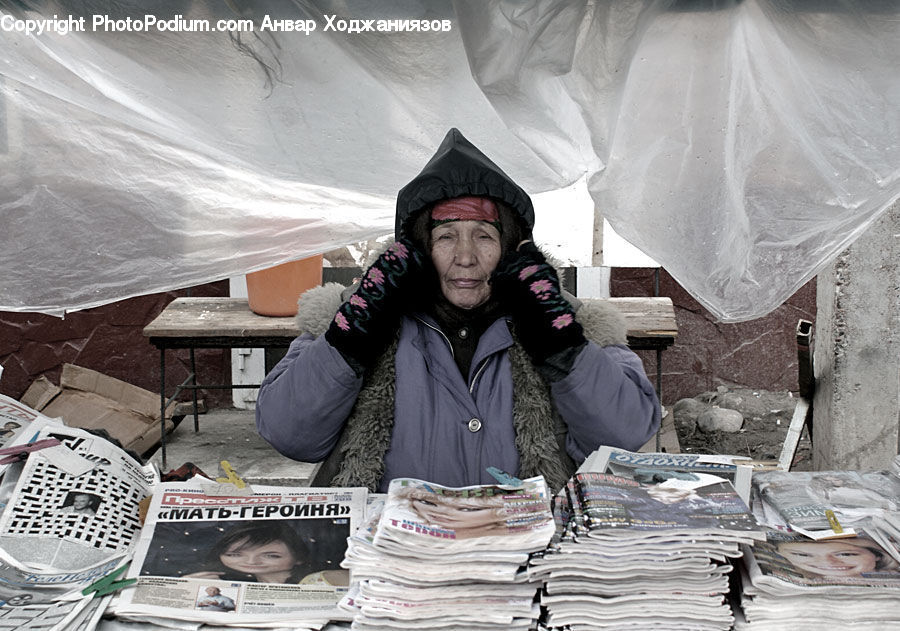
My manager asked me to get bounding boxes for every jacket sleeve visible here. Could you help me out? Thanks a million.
[552,342,661,462]
[550,298,662,463]
[255,333,363,462]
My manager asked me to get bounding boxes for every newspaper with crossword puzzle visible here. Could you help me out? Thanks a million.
[0,415,151,630]
[0,417,155,573]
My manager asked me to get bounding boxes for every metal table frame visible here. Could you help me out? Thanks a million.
[144,298,298,470]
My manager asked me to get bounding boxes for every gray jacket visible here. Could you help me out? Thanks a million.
[255,283,661,492]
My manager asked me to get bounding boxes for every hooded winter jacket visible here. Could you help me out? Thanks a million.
[255,129,661,492]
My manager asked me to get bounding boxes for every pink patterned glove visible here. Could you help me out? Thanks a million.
[491,242,585,363]
[325,238,426,369]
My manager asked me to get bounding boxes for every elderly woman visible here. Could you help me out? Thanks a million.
[256,128,660,492]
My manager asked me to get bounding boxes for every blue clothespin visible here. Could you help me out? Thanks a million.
[0,438,62,465]
[81,563,136,598]
[486,467,523,486]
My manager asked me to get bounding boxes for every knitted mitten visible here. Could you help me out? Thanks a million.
[325,238,426,369]
[492,241,586,363]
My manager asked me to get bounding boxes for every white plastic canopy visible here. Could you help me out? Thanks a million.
[1,0,897,321]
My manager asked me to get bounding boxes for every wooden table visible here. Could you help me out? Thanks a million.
[145,296,677,468]
[605,297,679,351]
[144,298,300,469]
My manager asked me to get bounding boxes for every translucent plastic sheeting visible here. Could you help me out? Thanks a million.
[0,1,897,321]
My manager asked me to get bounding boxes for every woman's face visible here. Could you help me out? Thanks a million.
[430,220,502,309]
[411,497,503,530]
[219,538,297,579]
[778,541,878,577]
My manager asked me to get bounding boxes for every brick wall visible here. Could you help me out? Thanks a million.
[611,269,816,403]
[0,281,232,407]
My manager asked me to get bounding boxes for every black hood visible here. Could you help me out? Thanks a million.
[394,128,535,239]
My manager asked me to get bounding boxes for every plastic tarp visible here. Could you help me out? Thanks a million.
[1,0,897,321]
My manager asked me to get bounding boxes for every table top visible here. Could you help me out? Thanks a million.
[604,297,679,348]
[144,296,677,349]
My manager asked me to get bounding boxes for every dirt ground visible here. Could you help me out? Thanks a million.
[672,387,812,470]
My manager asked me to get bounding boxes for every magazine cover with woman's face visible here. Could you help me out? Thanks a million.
[753,530,900,587]
[376,477,554,552]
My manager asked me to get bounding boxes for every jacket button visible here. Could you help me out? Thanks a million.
[467,418,482,432]
[458,327,469,339]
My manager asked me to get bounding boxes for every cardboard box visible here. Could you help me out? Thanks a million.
[20,364,174,457]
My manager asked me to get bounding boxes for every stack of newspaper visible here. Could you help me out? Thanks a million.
[341,476,555,631]
[530,447,765,630]
[0,394,157,630]
[735,465,900,629]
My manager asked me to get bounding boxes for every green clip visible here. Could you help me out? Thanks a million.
[825,509,843,534]
[82,563,136,598]
[486,467,523,486]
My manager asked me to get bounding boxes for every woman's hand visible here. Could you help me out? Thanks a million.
[491,241,586,363]
[325,237,427,369]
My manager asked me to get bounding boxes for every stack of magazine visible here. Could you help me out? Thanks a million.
[340,476,555,631]
[529,447,764,630]
[735,464,900,629]
[735,529,900,629]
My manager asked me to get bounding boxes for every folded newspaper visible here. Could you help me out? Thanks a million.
[0,392,47,450]
[113,481,366,627]
[0,417,156,572]
[753,468,900,539]
[0,415,155,631]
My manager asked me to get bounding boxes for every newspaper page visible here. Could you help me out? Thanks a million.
[575,472,762,539]
[753,470,900,535]
[115,482,366,626]
[584,445,754,505]
[0,594,95,631]
[746,529,900,589]
[0,416,66,481]
[373,477,554,554]
[0,549,127,606]
[0,394,42,450]
[0,422,156,572]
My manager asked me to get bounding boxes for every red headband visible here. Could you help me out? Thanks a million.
[431,196,499,226]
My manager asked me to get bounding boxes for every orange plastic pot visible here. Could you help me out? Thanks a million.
[246,255,323,317]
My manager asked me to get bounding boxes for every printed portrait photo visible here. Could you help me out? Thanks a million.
[141,518,350,587]
[59,491,102,515]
